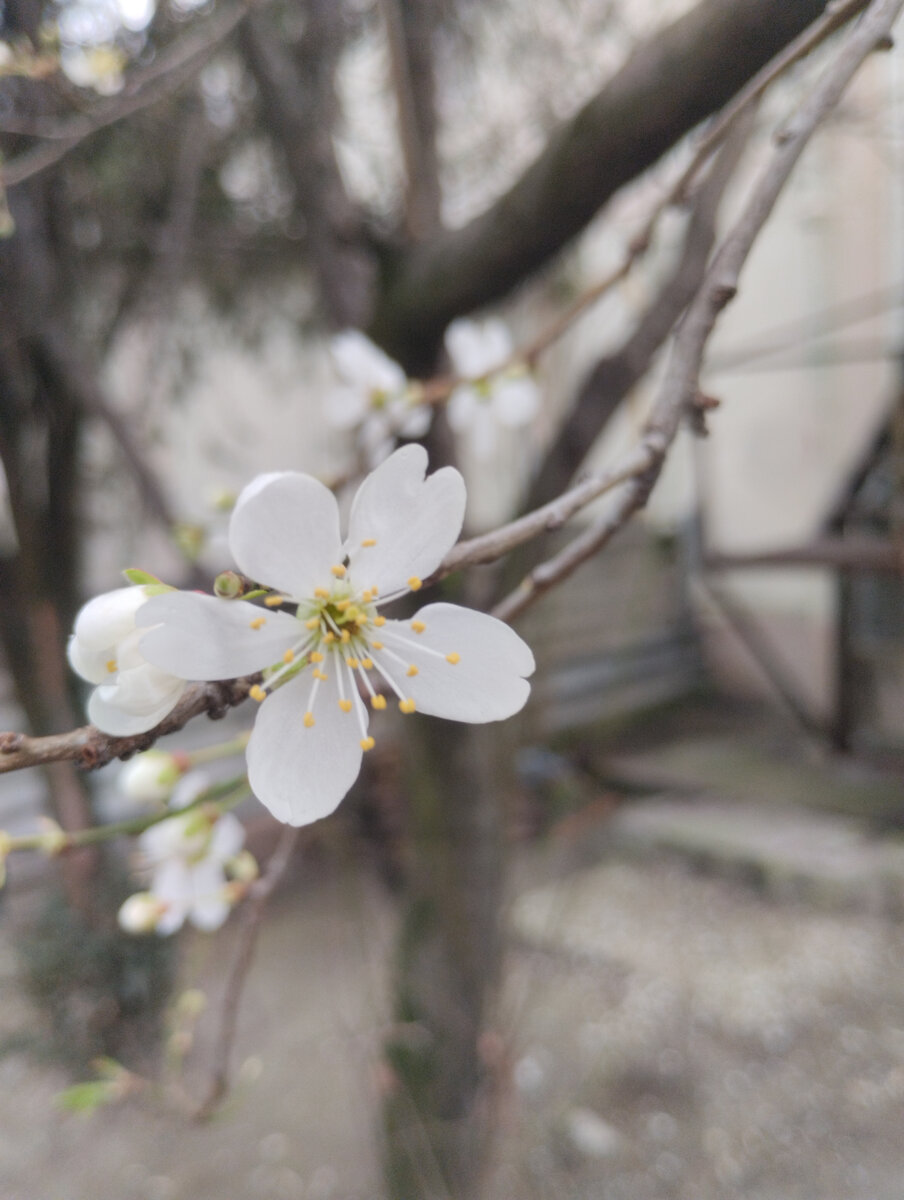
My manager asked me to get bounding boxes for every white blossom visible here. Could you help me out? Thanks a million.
[326,330,431,464]
[67,587,187,735]
[121,774,246,935]
[118,749,185,807]
[137,446,535,827]
[444,317,540,458]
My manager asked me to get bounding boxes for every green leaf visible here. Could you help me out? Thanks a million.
[54,1081,114,1115]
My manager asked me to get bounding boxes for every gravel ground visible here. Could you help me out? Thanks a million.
[1,825,904,1200]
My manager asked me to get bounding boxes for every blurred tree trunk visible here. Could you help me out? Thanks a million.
[385,715,507,1200]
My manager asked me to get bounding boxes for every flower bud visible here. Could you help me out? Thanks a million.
[118,892,165,934]
[119,750,183,806]
[214,570,244,599]
[227,850,259,883]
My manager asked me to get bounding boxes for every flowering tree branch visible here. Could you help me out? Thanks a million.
[0,0,898,793]
[369,0,839,365]
[0,0,256,189]
[0,677,259,775]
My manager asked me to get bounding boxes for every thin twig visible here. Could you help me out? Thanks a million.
[1,0,254,188]
[194,825,300,1121]
[411,0,870,401]
[0,676,259,774]
[489,0,904,624]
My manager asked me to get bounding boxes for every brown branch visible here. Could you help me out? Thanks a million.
[369,0,839,366]
[238,0,372,327]
[194,825,300,1122]
[0,676,259,774]
[0,0,897,778]
[525,109,754,514]
[489,0,904,625]
[381,0,443,241]
[1,0,254,188]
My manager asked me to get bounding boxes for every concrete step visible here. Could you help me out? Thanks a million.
[605,797,904,914]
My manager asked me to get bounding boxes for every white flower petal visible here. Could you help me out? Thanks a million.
[324,383,368,429]
[229,472,343,598]
[493,375,541,427]
[397,401,432,440]
[445,317,511,377]
[190,892,231,932]
[150,860,192,934]
[139,592,300,680]
[330,330,406,394]
[187,859,232,931]
[446,385,478,432]
[67,635,110,684]
[88,674,185,736]
[246,671,365,826]
[345,445,466,593]
[210,812,245,860]
[471,404,499,460]
[72,587,149,651]
[382,602,534,722]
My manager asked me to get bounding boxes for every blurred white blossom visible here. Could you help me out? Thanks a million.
[444,318,540,458]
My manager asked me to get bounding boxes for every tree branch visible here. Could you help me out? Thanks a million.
[0,677,259,774]
[1,0,254,189]
[490,0,904,624]
[239,0,373,326]
[194,825,299,1122]
[368,0,838,365]
[525,110,753,513]
[381,0,443,240]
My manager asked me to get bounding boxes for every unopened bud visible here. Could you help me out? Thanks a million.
[118,892,165,934]
[227,850,259,883]
[214,570,244,599]
[119,750,183,806]
[38,818,67,856]
[175,988,207,1019]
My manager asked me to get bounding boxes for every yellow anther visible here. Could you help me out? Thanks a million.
[411,621,426,634]
[249,616,266,630]
[283,649,295,664]
[407,665,418,677]
[371,695,387,710]
[264,594,285,608]
[362,658,374,670]
[362,590,374,603]
[313,669,328,681]
[314,587,329,599]
[346,657,360,670]
[340,630,351,643]
[335,599,350,612]
[371,641,384,651]
[399,698,416,714]
[303,712,315,728]
[324,632,336,644]
[408,576,423,591]
[249,685,266,703]
[374,616,386,627]
[338,699,353,713]
[106,659,117,674]
[309,651,324,663]
[445,652,461,665]
[360,736,375,751]
[305,617,320,629]
[331,564,346,578]
[361,538,377,547]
